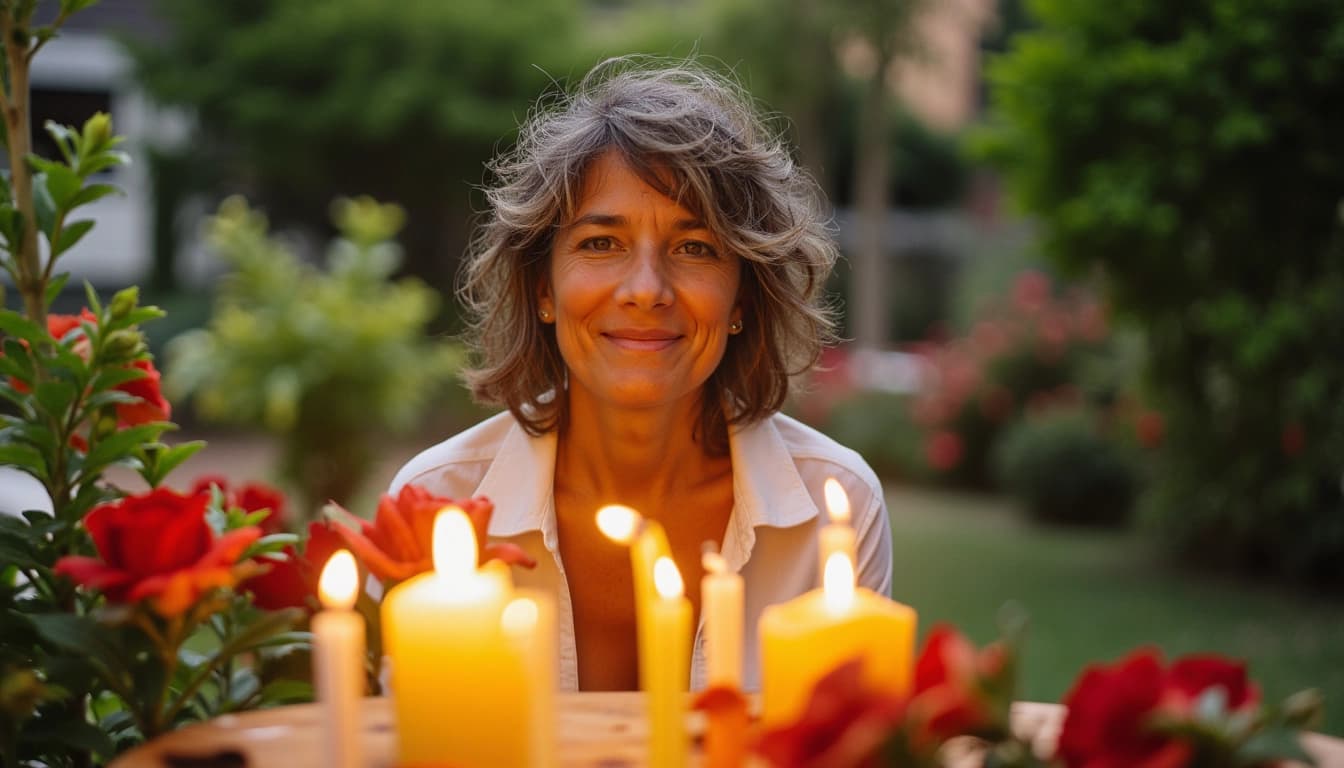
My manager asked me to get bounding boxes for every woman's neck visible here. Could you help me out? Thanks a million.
[555,389,725,516]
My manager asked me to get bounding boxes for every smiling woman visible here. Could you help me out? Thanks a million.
[388,57,893,692]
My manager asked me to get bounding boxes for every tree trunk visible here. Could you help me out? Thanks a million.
[850,50,894,349]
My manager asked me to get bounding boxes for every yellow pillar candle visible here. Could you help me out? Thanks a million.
[759,552,918,727]
[596,504,673,689]
[501,591,558,768]
[818,477,857,584]
[381,508,523,768]
[313,550,365,768]
[700,544,743,688]
[649,556,692,768]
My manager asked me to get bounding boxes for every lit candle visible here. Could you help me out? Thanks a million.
[700,543,743,688]
[381,508,524,767]
[596,504,673,688]
[758,552,918,726]
[313,549,365,768]
[649,556,692,768]
[501,591,557,768]
[818,477,857,585]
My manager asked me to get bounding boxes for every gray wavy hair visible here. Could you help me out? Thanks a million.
[459,56,840,449]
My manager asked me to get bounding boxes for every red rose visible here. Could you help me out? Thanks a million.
[908,624,998,746]
[114,359,171,426]
[329,485,536,584]
[755,657,907,768]
[54,488,261,617]
[1160,655,1259,715]
[1057,649,1192,768]
[190,475,288,534]
[242,521,345,611]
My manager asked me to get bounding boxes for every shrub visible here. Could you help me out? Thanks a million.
[994,407,1141,527]
[166,197,462,515]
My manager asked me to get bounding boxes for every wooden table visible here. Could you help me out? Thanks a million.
[110,693,1344,768]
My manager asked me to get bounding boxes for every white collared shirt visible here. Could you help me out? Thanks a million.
[388,410,892,692]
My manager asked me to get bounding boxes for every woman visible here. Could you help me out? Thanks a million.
[390,58,891,692]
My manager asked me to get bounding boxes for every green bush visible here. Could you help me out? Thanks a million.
[166,197,462,515]
[978,0,1344,586]
[995,408,1141,527]
[807,390,925,481]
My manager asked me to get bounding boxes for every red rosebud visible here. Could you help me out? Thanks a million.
[243,521,345,611]
[329,485,537,584]
[1057,649,1192,768]
[53,488,260,617]
[908,625,999,746]
[114,359,171,426]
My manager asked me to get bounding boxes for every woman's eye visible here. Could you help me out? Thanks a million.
[678,240,718,258]
[579,236,615,252]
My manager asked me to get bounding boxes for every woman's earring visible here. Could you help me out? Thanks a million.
[729,319,743,335]
[539,308,552,322]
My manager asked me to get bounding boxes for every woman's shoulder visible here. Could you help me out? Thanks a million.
[764,412,883,491]
[388,410,521,494]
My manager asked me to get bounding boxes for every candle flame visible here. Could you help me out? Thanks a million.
[822,552,855,614]
[501,597,539,637]
[596,504,641,544]
[653,556,684,599]
[701,542,728,575]
[823,477,851,525]
[432,507,478,580]
[318,549,359,610]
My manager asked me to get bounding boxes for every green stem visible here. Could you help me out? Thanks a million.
[0,9,45,327]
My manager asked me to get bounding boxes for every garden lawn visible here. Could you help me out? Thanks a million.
[889,486,1344,736]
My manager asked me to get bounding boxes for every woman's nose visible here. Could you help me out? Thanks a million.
[616,244,674,309]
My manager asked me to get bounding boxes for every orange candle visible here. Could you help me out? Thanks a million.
[648,556,692,768]
[596,504,673,689]
[818,477,856,584]
[701,544,743,688]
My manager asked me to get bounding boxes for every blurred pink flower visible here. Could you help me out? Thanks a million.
[925,431,964,472]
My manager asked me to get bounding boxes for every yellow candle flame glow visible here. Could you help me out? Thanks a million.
[319,549,359,610]
[822,552,855,614]
[653,556,684,600]
[823,477,851,525]
[596,504,641,544]
[432,507,477,580]
[501,596,539,637]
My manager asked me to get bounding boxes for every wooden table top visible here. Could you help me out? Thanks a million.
[109,693,1344,768]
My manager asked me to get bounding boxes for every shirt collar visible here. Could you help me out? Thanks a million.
[477,414,821,552]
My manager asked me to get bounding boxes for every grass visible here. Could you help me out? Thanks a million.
[888,486,1344,736]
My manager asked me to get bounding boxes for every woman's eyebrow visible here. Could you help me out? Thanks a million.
[563,214,709,232]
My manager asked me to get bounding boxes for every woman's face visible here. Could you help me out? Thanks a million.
[540,149,742,413]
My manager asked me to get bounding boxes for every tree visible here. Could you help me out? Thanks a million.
[128,0,583,302]
[978,0,1344,585]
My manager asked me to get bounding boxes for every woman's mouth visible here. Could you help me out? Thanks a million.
[603,330,682,351]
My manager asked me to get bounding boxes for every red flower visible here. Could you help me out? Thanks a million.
[242,521,345,611]
[1281,423,1305,457]
[1012,270,1051,314]
[191,475,288,534]
[48,309,98,353]
[924,430,964,472]
[1057,649,1193,768]
[1135,410,1165,449]
[907,625,999,746]
[114,359,171,426]
[1160,655,1259,715]
[329,485,536,584]
[54,488,261,617]
[755,658,907,768]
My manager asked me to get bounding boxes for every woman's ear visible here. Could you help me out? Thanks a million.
[537,284,556,324]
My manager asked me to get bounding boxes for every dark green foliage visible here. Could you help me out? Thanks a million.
[995,407,1140,527]
[977,0,1344,586]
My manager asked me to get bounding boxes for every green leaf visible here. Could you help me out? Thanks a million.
[53,219,95,258]
[240,533,299,560]
[89,365,149,393]
[61,0,105,15]
[84,281,103,316]
[28,613,132,673]
[42,121,78,166]
[0,310,47,345]
[21,713,117,757]
[66,182,120,209]
[45,272,72,307]
[138,440,206,488]
[32,160,81,209]
[33,379,77,420]
[82,424,165,476]
[1240,725,1314,765]
[32,173,57,238]
[214,608,304,659]
[0,444,46,479]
